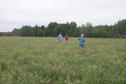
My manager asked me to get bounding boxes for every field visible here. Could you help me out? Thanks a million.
[0,37,126,84]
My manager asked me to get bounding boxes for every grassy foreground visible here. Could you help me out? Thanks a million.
[0,37,126,84]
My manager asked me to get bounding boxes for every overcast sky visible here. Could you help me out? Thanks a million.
[0,0,126,32]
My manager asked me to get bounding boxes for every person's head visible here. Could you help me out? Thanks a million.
[59,32,61,35]
[81,34,84,37]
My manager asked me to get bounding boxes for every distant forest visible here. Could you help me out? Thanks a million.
[0,19,126,38]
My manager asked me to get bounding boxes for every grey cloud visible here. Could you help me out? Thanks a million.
[0,0,126,32]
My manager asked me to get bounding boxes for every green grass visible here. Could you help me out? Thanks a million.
[0,37,126,84]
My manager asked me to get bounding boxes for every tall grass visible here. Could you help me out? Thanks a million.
[0,37,126,84]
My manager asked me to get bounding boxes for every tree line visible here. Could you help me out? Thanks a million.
[1,19,126,38]
[11,22,80,37]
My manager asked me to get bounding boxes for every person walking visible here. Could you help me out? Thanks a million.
[65,34,69,41]
[58,33,63,42]
[78,34,85,48]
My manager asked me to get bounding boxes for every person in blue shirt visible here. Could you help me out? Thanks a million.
[78,34,85,48]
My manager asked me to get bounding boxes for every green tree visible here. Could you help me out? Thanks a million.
[12,28,20,36]
[115,19,126,37]
[37,25,45,37]
[20,25,33,36]
[33,25,39,37]
[85,22,93,37]
[68,22,77,36]
[47,22,58,36]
